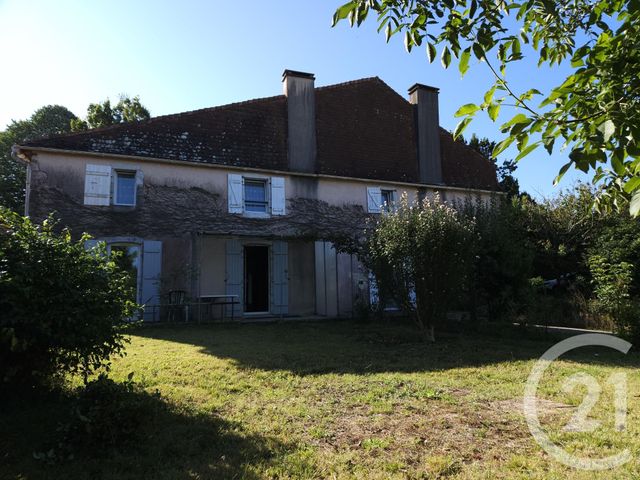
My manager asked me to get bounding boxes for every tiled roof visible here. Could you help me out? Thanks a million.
[21,77,498,190]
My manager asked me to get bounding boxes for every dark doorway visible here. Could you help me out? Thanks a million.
[244,245,269,313]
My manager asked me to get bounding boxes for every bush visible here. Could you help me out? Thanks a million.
[460,197,534,322]
[0,209,137,384]
[366,194,475,341]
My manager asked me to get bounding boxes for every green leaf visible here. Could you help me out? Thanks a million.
[454,103,480,117]
[483,85,497,105]
[554,162,572,185]
[514,142,540,162]
[441,46,451,68]
[426,43,437,63]
[502,113,529,128]
[623,177,640,194]
[472,43,484,60]
[453,117,472,139]
[487,103,500,121]
[630,191,640,217]
[492,136,515,157]
[598,119,615,142]
[332,1,356,26]
[459,48,471,76]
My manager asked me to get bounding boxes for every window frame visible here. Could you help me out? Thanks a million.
[242,177,270,217]
[380,188,397,212]
[113,169,138,206]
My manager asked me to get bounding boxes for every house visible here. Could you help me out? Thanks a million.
[12,70,498,320]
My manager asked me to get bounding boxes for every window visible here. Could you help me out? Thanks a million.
[244,179,268,213]
[114,170,137,206]
[381,189,396,212]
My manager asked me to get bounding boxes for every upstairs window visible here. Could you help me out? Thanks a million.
[114,170,137,206]
[244,179,268,213]
[84,164,140,207]
[227,174,286,216]
[381,189,396,212]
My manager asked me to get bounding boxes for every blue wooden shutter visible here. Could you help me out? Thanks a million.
[84,164,111,206]
[225,239,243,316]
[141,240,162,321]
[271,240,289,315]
[270,177,286,215]
[367,187,382,213]
[228,174,244,213]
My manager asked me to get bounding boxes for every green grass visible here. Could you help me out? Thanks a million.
[3,320,640,479]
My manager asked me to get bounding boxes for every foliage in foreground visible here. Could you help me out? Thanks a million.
[0,208,136,384]
[334,0,640,216]
[366,194,475,340]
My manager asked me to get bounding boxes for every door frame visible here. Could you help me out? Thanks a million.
[243,242,271,315]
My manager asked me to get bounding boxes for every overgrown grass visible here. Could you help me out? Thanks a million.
[2,319,640,479]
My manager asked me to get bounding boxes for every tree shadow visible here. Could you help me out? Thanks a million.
[133,319,640,375]
[0,386,299,480]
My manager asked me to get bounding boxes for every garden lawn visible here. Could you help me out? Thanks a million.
[3,320,640,479]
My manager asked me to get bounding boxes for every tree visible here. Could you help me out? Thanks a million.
[71,95,150,131]
[0,105,76,212]
[367,194,475,341]
[0,209,136,385]
[464,134,520,197]
[333,1,640,216]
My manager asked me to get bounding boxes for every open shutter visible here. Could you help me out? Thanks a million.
[367,187,382,213]
[228,174,243,213]
[141,240,162,321]
[84,164,111,206]
[270,177,286,215]
[225,239,243,316]
[368,271,379,307]
[271,241,289,315]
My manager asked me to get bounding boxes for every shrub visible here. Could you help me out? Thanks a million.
[460,196,534,322]
[367,194,475,341]
[0,209,137,384]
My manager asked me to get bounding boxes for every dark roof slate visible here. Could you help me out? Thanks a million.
[22,77,498,189]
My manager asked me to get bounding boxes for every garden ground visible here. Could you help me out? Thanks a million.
[2,319,640,479]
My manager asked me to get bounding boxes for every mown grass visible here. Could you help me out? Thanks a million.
[2,319,640,479]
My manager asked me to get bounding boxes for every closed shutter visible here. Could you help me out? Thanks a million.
[367,187,382,213]
[225,239,243,316]
[270,177,286,215]
[84,164,111,206]
[141,240,162,321]
[271,241,289,315]
[228,174,243,213]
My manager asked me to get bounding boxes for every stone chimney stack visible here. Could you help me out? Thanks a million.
[408,83,443,184]
[282,69,317,173]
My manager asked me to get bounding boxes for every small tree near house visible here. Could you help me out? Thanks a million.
[367,194,476,341]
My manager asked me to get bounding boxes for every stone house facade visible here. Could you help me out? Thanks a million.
[13,70,498,320]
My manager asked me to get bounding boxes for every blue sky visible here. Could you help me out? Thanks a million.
[0,0,588,196]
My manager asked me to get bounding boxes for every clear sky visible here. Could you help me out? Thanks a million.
[0,0,588,196]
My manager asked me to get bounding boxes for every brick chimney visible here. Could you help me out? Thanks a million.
[282,69,317,173]
[409,83,443,184]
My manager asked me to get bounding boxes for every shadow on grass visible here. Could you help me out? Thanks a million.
[0,386,301,480]
[134,318,640,375]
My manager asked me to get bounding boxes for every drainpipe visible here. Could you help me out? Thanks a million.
[11,146,31,217]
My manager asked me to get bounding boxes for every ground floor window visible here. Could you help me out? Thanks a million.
[109,243,141,303]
